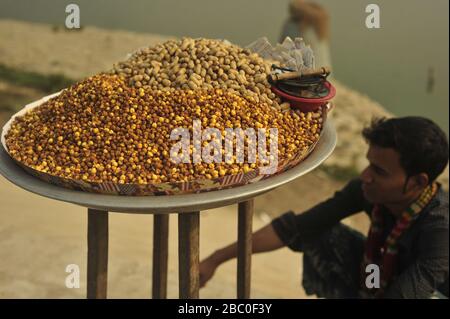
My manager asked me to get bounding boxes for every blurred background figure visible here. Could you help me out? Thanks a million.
[280,0,332,70]
[427,66,435,94]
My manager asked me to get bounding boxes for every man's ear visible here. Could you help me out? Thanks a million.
[410,173,429,192]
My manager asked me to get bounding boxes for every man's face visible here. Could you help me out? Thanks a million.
[360,145,410,205]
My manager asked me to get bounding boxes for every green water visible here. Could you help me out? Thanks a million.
[0,0,448,133]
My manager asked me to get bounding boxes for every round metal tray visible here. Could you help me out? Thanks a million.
[0,120,336,214]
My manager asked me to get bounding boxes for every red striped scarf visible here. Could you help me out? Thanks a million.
[361,183,438,297]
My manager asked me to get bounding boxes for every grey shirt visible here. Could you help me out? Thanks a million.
[271,178,449,298]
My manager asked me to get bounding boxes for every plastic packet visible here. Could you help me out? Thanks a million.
[281,36,296,51]
[246,37,273,60]
[294,37,307,50]
[246,36,316,71]
[302,45,315,69]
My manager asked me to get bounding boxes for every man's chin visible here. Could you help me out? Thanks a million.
[362,189,379,204]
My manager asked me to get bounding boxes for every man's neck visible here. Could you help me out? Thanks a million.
[384,191,424,219]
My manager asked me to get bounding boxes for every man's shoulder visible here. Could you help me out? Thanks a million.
[419,186,449,229]
[334,178,371,213]
[430,186,448,217]
[436,186,449,207]
[342,177,363,192]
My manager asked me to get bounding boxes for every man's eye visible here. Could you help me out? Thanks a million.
[371,164,385,175]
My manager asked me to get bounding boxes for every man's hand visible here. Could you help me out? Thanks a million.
[199,255,220,288]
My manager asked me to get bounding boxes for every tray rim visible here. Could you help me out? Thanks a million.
[0,118,336,214]
[1,91,330,196]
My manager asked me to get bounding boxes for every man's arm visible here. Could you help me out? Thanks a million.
[200,178,366,287]
[272,178,366,251]
[200,223,283,287]
[208,223,284,264]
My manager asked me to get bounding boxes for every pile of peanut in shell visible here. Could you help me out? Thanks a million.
[5,38,325,185]
[111,37,292,111]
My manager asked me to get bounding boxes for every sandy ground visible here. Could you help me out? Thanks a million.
[0,19,172,80]
[1,165,372,299]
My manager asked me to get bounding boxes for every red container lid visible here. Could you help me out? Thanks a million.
[271,81,336,112]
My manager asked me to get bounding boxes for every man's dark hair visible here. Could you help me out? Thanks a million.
[362,117,449,183]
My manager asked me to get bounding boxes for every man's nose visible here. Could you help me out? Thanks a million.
[360,167,373,183]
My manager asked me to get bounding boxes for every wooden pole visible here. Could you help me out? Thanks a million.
[152,214,169,299]
[87,209,109,299]
[237,200,254,299]
[178,212,200,299]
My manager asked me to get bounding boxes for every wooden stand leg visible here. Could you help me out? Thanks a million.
[237,200,254,299]
[152,214,169,299]
[87,209,109,299]
[178,212,200,299]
